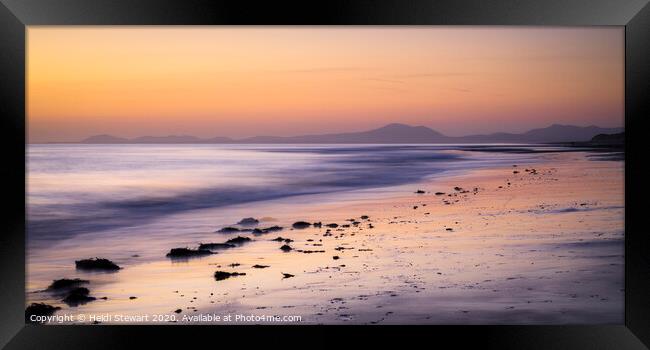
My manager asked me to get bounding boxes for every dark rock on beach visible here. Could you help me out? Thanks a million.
[75,258,121,271]
[214,271,246,281]
[415,190,426,194]
[326,223,339,228]
[63,287,96,306]
[225,236,252,244]
[198,242,236,250]
[313,222,322,228]
[252,226,284,234]
[47,278,89,291]
[435,192,445,195]
[217,227,241,233]
[252,264,270,269]
[237,217,259,226]
[360,215,369,220]
[166,248,213,258]
[282,273,295,279]
[271,237,294,243]
[280,244,293,252]
[292,221,311,229]
[25,303,61,323]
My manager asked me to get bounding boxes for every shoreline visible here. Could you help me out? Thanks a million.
[26,151,624,324]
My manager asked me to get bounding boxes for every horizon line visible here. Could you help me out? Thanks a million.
[30,122,625,144]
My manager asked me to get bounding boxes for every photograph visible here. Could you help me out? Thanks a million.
[25,26,625,325]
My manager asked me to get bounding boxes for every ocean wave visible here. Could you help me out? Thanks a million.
[27,145,475,240]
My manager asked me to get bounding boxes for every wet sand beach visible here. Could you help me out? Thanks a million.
[26,149,624,324]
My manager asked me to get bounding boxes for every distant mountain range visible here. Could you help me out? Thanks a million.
[584,132,624,146]
[78,123,624,144]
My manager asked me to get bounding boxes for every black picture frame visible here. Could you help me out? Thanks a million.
[1,0,649,348]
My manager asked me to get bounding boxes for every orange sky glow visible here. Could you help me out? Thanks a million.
[27,27,624,143]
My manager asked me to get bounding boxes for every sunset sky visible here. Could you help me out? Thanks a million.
[27,27,624,143]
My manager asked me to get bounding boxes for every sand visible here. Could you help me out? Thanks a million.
[26,151,624,324]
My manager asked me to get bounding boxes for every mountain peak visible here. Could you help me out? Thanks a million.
[521,124,623,142]
[380,123,413,129]
[370,123,444,137]
[378,123,429,130]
